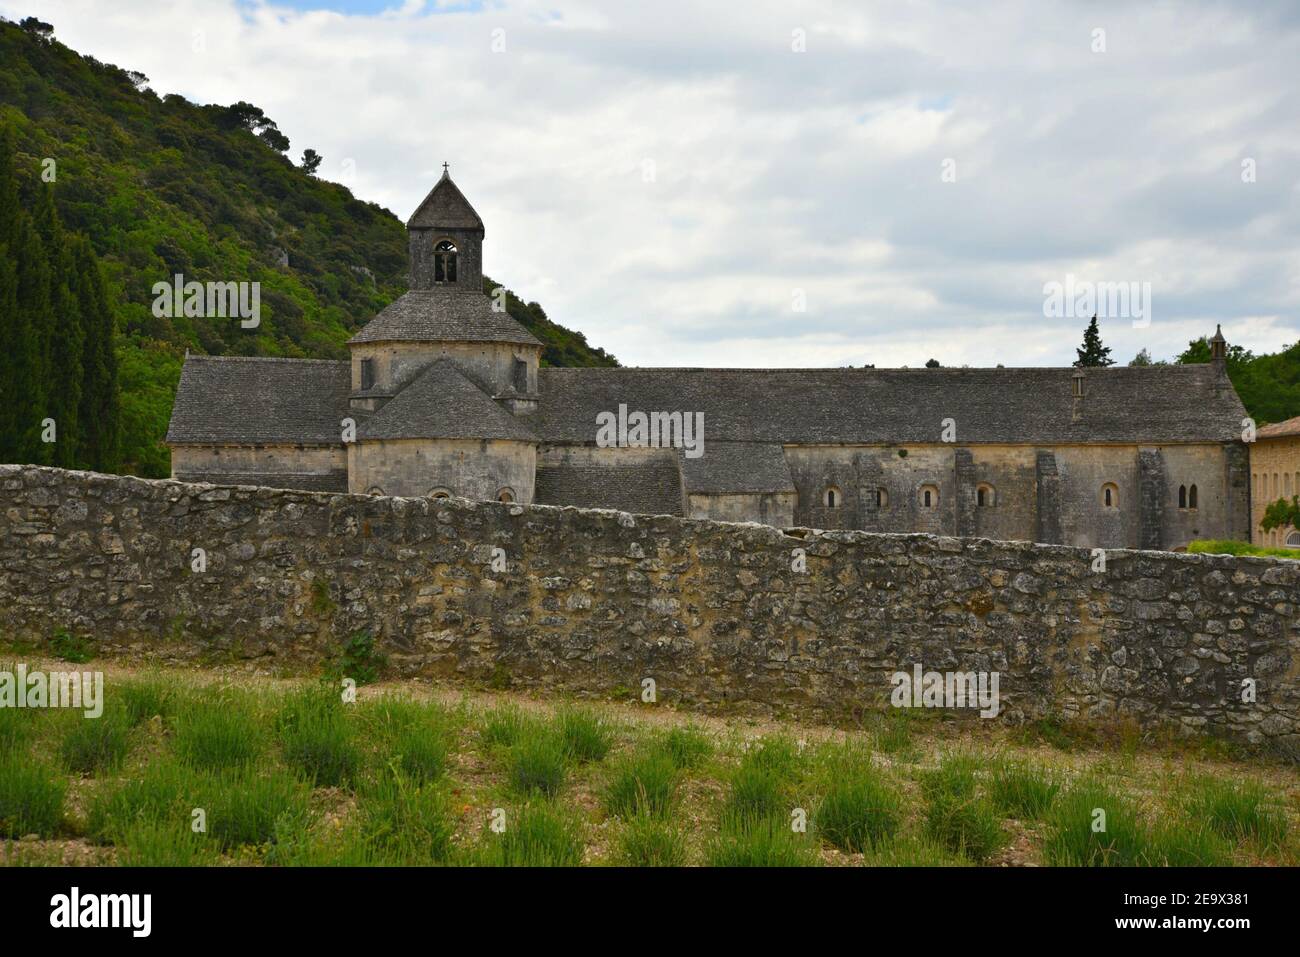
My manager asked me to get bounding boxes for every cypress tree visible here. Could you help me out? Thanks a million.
[11,209,50,463]
[34,183,83,467]
[0,126,19,462]
[72,236,119,471]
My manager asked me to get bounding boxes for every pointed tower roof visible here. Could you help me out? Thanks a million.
[407,166,484,231]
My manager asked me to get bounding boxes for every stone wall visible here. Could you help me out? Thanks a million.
[1,465,1297,748]
[1251,435,1300,547]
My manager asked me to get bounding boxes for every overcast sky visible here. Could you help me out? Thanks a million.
[9,0,1300,368]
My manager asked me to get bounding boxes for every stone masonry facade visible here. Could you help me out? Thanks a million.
[2,465,1297,748]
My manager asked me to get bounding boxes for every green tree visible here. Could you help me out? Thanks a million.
[12,209,51,462]
[33,182,83,467]
[72,235,120,471]
[925,358,941,368]
[1073,315,1114,367]
[300,149,322,175]
[1261,496,1300,535]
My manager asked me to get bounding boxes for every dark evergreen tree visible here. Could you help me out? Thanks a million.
[12,211,51,463]
[1073,315,1114,367]
[34,183,83,467]
[72,235,120,471]
[0,125,19,462]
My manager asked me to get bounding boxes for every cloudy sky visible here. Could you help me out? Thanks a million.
[9,0,1300,367]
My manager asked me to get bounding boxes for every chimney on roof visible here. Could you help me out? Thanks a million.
[1071,370,1085,421]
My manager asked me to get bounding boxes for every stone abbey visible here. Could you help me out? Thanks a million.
[166,170,1253,551]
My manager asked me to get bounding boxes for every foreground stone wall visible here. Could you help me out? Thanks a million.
[1,465,1297,747]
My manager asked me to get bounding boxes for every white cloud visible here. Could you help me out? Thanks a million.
[8,0,1300,367]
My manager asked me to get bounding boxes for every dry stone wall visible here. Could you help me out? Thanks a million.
[1,465,1297,748]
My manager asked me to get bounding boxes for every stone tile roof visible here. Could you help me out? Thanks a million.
[357,359,538,442]
[407,172,484,230]
[165,356,351,446]
[168,358,1249,458]
[347,290,541,346]
[679,442,794,494]
[535,463,683,516]
[533,365,1247,445]
[1258,415,1300,439]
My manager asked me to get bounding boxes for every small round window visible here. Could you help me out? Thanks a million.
[429,487,452,499]
[497,488,516,503]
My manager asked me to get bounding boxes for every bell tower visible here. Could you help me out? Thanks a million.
[406,164,484,291]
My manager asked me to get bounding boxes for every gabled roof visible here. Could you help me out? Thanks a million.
[347,290,541,346]
[1259,415,1300,439]
[532,364,1247,445]
[357,359,537,442]
[165,356,350,445]
[407,172,484,231]
[535,464,683,516]
[680,442,794,494]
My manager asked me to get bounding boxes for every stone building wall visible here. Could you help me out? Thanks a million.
[1,465,1296,746]
[1251,435,1300,547]
[784,443,1244,550]
[350,339,541,399]
[348,438,536,501]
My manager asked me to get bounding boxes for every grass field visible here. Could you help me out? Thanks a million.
[1,659,1297,867]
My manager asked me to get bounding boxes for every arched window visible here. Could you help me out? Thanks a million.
[365,486,385,496]
[1178,485,1187,509]
[497,488,516,503]
[919,484,939,509]
[428,487,452,499]
[976,483,995,507]
[824,486,841,508]
[1287,531,1300,549]
[434,240,458,283]
[1188,484,1197,509]
[1101,483,1118,508]
[875,487,889,508]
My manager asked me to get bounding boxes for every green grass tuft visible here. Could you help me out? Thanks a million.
[988,757,1060,819]
[616,813,687,866]
[554,706,614,763]
[813,748,902,853]
[657,724,712,770]
[604,748,679,819]
[706,814,819,867]
[116,821,217,867]
[87,758,191,843]
[0,755,65,838]
[479,703,530,749]
[202,767,312,851]
[479,802,584,867]
[1042,778,1153,866]
[1181,776,1289,849]
[58,704,132,774]
[355,774,455,864]
[120,675,180,726]
[506,724,568,797]
[172,691,266,771]
[277,685,360,788]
